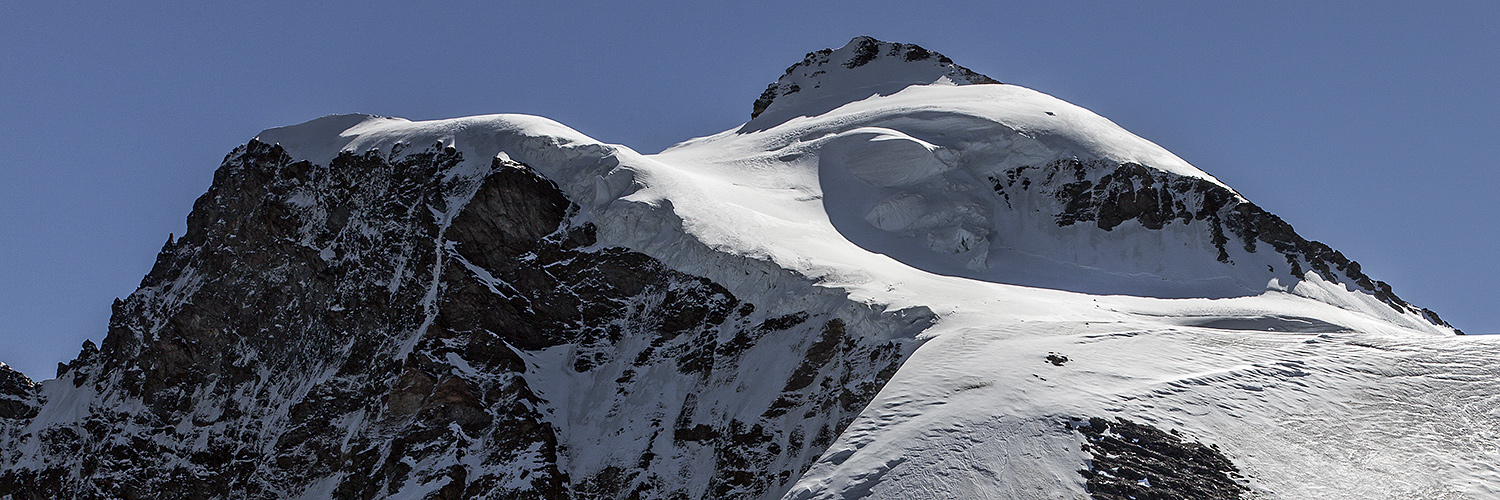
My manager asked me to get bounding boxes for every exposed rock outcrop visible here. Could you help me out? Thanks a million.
[992,158,1458,332]
[0,364,36,422]
[1071,417,1247,500]
[748,36,999,126]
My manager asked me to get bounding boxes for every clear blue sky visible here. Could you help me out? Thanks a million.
[3,1,1496,378]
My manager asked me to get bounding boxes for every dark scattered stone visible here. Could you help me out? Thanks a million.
[1071,417,1247,500]
[1045,352,1069,366]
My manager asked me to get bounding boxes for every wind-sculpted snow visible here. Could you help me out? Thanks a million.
[2,36,1493,500]
[661,46,1453,335]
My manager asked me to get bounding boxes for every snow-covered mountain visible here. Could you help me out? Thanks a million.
[3,36,1496,500]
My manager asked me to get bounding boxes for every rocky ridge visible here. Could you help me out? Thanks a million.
[989,158,1457,331]
[747,36,999,129]
[0,137,920,499]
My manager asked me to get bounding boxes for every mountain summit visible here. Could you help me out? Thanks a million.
[2,38,1493,500]
[749,36,999,126]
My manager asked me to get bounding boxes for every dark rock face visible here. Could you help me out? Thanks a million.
[0,140,916,499]
[0,364,38,421]
[991,158,1458,333]
[0,364,39,494]
[1070,417,1247,500]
